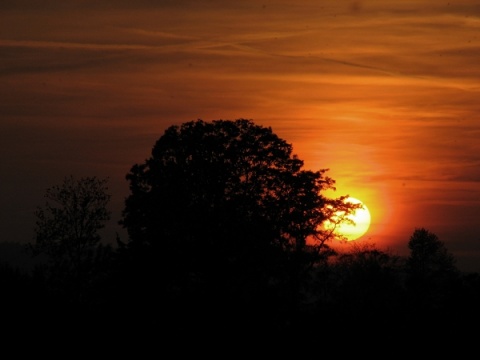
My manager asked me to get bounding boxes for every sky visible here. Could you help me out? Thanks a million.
[1,0,480,272]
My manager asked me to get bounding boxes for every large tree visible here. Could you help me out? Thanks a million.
[119,119,359,329]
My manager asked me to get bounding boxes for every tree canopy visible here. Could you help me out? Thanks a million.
[119,118,360,325]
[121,119,357,260]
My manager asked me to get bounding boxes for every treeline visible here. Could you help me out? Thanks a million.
[1,233,479,344]
[1,119,478,347]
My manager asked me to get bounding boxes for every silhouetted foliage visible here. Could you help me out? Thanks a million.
[333,243,405,304]
[328,243,407,332]
[407,228,457,275]
[28,175,114,304]
[3,122,479,345]
[403,227,465,341]
[406,228,459,306]
[118,118,360,330]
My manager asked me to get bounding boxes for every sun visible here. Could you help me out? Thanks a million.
[325,197,371,241]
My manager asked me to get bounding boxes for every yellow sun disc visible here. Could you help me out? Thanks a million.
[326,197,371,241]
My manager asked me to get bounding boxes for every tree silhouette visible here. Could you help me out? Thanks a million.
[405,227,461,331]
[29,175,113,304]
[407,228,457,274]
[118,118,360,331]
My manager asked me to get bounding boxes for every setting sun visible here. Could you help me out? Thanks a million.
[326,197,371,241]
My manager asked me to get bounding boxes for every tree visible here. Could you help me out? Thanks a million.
[405,227,460,313]
[406,228,457,278]
[119,118,360,329]
[30,175,113,303]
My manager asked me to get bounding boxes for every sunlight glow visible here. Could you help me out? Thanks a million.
[326,197,371,241]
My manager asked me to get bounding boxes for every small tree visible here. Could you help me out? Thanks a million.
[406,227,459,312]
[30,175,112,302]
[407,228,457,278]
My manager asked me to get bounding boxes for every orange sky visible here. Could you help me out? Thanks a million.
[1,1,480,271]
